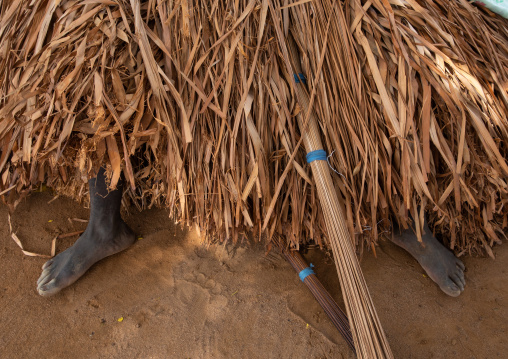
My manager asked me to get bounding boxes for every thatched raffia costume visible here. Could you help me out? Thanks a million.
[1,0,507,258]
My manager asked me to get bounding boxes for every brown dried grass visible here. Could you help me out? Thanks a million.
[1,0,507,258]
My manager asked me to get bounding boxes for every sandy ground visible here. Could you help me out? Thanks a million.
[1,191,507,359]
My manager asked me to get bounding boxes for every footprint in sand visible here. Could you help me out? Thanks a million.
[175,270,231,357]
[178,270,228,317]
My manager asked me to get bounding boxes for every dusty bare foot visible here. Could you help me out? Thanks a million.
[37,167,136,296]
[37,221,135,296]
[392,219,466,297]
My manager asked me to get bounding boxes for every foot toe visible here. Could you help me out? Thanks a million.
[455,259,465,271]
[42,259,54,270]
[38,278,62,297]
[450,273,464,291]
[456,269,466,287]
[37,269,52,286]
[440,278,462,297]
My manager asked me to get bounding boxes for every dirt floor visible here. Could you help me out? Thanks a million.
[1,191,507,358]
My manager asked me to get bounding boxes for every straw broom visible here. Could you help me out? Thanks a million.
[281,33,393,358]
[271,233,355,353]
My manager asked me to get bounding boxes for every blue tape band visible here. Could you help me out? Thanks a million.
[306,149,327,163]
[294,73,307,84]
[299,264,315,282]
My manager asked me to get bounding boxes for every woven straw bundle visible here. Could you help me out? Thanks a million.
[1,0,507,257]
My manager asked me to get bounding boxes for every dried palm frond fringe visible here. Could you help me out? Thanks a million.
[1,0,508,258]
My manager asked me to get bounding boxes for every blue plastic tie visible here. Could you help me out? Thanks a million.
[299,263,315,282]
[306,149,327,164]
[294,73,307,84]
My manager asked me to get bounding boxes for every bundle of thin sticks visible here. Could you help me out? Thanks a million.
[271,233,356,353]
[1,0,507,256]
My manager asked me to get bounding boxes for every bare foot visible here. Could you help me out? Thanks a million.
[392,220,466,297]
[37,167,136,297]
[37,220,135,296]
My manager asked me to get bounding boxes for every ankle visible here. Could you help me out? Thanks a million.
[85,217,123,237]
